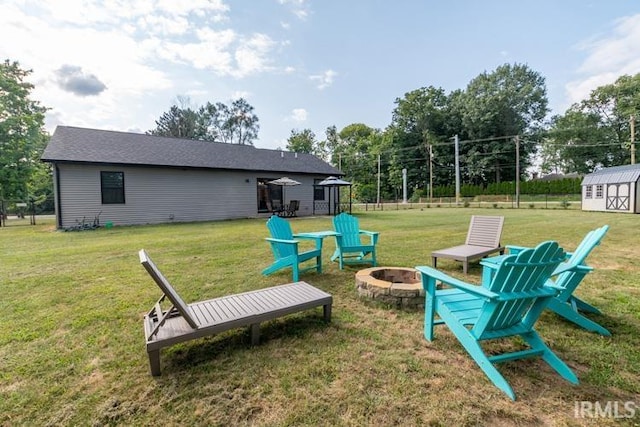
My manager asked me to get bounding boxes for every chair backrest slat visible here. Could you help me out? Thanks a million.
[466,215,504,247]
[266,216,296,258]
[475,241,565,333]
[139,249,199,329]
[333,213,362,247]
[554,225,609,299]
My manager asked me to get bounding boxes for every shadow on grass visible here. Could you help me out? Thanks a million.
[157,313,333,375]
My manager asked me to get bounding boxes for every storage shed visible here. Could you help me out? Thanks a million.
[581,164,640,214]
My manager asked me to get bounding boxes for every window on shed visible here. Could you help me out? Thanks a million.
[585,185,592,199]
[101,171,125,204]
[595,185,603,198]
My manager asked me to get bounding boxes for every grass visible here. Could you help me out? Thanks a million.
[1,209,639,425]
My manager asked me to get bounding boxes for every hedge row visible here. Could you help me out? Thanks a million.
[431,177,582,198]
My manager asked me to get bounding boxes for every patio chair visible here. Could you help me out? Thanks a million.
[263,215,323,281]
[283,200,300,217]
[266,200,284,216]
[140,249,332,375]
[481,225,611,336]
[331,212,379,269]
[431,215,505,274]
[417,240,578,400]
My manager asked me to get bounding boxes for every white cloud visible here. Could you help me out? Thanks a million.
[566,13,640,106]
[289,108,308,122]
[231,90,251,100]
[309,69,337,90]
[278,0,310,21]
[233,33,276,78]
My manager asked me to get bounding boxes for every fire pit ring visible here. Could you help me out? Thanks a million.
[355,267,424,309]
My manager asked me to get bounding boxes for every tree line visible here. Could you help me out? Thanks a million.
[1,59,638,205]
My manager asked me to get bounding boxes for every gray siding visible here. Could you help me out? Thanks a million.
[56,164,329,227]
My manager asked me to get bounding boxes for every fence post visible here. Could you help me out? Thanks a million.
[30,199,36,225]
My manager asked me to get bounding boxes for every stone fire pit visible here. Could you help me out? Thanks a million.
[355,267,424,309]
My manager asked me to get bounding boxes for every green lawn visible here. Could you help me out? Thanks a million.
[1,209,639,425]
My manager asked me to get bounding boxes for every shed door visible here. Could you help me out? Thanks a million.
[606,183,629,211]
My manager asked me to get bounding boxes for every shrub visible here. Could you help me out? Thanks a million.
[529,203,535,209]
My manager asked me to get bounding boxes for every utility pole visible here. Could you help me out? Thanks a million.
[515,135,520,209]
[429,144,433,203]
[376,154,381,205]
[454,135,460,204]
[631,115,636,165]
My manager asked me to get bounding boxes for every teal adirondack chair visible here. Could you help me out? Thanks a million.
[263,215,323,282]
[331,212,379,269]
[416,241,578,400]
[492,225,610,336]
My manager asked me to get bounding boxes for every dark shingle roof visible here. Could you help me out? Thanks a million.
[41,126,341,176]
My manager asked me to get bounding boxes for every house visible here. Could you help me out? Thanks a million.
[41,126,342,228]
[581,164,640,214]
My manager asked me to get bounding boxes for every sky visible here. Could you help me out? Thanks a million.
[2,0,640,151]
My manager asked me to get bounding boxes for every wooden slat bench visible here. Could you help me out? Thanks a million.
[140,250,333,376]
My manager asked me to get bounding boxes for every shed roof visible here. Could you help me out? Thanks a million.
[581,164,640,185]
[41,126,341,176]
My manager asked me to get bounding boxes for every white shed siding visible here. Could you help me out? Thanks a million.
[581,184,606,211]
[56,164,325,227]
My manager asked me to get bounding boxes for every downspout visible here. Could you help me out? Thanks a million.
[54,163,62,228]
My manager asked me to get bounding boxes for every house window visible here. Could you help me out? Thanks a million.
[585,186,592,199]
[101,171,125,204]
[595,185,603,199]
[257,178,282,212]
[314,179,325,201]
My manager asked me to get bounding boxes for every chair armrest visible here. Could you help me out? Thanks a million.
[552,263,592,276]
[415,265,498,299]
[360,230,379,244]
[265,237,299,246]
[506,245,529,254]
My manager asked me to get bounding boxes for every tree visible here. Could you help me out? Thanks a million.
[387,86,452,197]
[149,104,202,139]
[286,128,316,154]
[0,60,49,201]
[462,63,548,184]
[149,97,259,145]
[545,73,640,173]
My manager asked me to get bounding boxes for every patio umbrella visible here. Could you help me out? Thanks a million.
[268,177,301,204]
[318,176,352,215]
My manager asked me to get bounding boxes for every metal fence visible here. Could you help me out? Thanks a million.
[350,194,582,212]
[0,197,55,227]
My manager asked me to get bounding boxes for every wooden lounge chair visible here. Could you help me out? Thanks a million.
[331,212,379,269]
[431,215,505,274]
[139,249,332,376]
[417,241,578,400]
